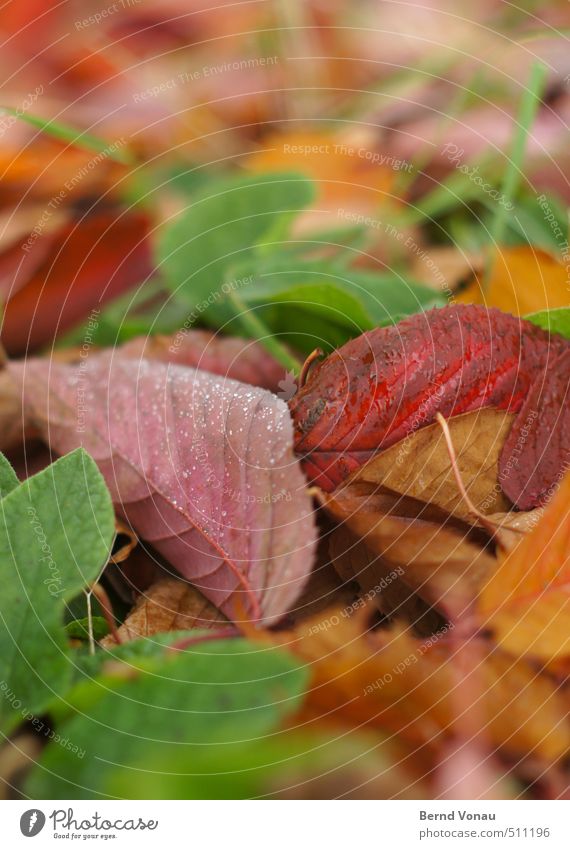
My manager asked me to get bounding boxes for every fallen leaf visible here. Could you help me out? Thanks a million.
[101,578,226,645]
[110,519,138,565]
[278,614,570,762]
[353,408,514,519]
[120,330,289,392]
[499,347,570,509]
[1,210,153,355]
[0,371,35,451]
[484,508,545,552]
[459,246,570,315]
[479,471,570,662]
[322,482,495,623]
[12,354,317,624]
[329,523,445,635]
[290,304,568,492]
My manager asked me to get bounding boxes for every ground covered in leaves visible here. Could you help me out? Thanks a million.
[0,0,569,801]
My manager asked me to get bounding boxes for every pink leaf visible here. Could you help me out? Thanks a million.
[12,355,316,624]
[119,330,290,393]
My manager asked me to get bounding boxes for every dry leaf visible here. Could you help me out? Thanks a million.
[353,409,514,519]
[101,578,226,645]
[329,524,445,635]
[322,483,495,622]
[278,614,570,762]
[483,509,545,552]
[110,519,138,565]
[479,472,570,662]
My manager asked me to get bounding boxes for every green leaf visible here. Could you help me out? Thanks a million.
[108,728,397,800]
[25,638,308,799]
[478,191,568,257]
[65,617,109,642]
[0,454,19,498]
[157,171,316,318]
[227,261,445,354]
[0,449,115,731]
[526,307,570,339]
[0,107,133,164]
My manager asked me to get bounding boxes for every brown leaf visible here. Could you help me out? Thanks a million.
[353,408,514,519]
[484,508,545,552]
[101,578,226,645]
[110,519,138,565]
[277,614,570,762]
[329,525,445,635]
[322,483,495,622]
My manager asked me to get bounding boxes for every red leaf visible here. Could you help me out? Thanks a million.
[12,355,316,624]
[1,210,153,355]
[499,347,570,509]
[289,305,568,493]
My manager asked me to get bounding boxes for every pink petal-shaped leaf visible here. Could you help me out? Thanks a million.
[12,355,316,624]
[119,330,290,392]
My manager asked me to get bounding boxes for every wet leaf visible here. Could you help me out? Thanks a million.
[13,355,317,624]
[353,408,514,519]
[119,329,289,392]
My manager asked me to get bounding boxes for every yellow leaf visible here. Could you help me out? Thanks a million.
[458,246,570,314]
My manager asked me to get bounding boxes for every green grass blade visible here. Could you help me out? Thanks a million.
[0,107,134,164]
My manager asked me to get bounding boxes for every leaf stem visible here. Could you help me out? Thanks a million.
[226,290,301,374]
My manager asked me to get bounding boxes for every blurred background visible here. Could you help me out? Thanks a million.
[0,0,568,357]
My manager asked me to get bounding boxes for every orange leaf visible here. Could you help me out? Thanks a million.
[479,472,570,661]
[277,614,570,762]
[248,130,395,229]
[458,246,570,315]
